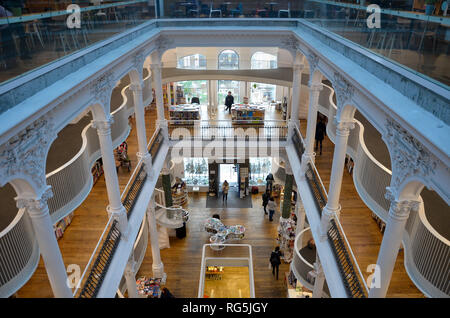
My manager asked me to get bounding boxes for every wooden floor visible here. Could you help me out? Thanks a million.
[17,105,423,298]
[298,120,424,298]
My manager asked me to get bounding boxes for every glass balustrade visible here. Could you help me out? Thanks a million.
[0,0,448,87]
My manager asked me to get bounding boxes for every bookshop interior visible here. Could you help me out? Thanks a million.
[1,0,448,300]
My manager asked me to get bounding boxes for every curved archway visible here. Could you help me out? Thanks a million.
[177,54,207,70]
[218,49,239,70]
[251,51,277,70]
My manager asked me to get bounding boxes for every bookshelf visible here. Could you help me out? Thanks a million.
[54,212,74,240]
[231,104,265,124]
[91,159,103,185]
[169,104,200,125]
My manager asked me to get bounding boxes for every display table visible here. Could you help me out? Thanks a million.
[136,277,163,298]
[231,104,265,124]
[169,104,200,124]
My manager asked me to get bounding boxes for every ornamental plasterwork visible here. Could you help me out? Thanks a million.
[384,118,437,190]
[154,35,174,53]
[306,50,319,73]
[90,70,115,108]
[132,49,145,76]
[280,35,299,54]
[333,72,355,110]
[0,116,56,190]
[16,187,53,213]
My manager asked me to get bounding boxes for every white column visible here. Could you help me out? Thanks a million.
[290,63,304,125]
[287,87,292,121]
[146,201,166,279]
[130,82,153,175]
[124,251,140,298]
[312,257,325,298]
[320,120,354,238]
[16,188,73,298]
[150,62,165,121]
[301,83,323,171]
[369,190,419,298]
[92,118,128,237]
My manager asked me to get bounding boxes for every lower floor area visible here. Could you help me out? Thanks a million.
[15,103,424,298]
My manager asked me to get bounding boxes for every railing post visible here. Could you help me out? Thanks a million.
[312,256,325,298]
[368,187,420,298]
[92,117,128,238]
[320,119,354,239]
[124,251,140,298]
[146,200,166,280]
[16,187,73,298]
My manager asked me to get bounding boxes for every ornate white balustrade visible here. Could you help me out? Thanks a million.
[317,83,450,297]
[290,227,330,297]
[46,73,153,224]
[0,209,39,297]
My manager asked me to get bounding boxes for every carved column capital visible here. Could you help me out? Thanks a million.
[91,116,114,136]
[293,63,305,73]
[334,118,355,137]
[309,83,323,93]
[129,82,143,93]
[385,187,420,221]
[16,187,53,218]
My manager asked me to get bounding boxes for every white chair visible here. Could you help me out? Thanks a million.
[25,22,44,49]
[209,1,222,18]
[278,2,291,18]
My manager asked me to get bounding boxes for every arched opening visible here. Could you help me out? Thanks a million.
[218,49,239,70]
[251,51,277,70]
[0,183,20,232]
[177,54,207,70]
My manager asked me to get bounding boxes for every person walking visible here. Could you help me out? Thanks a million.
[224,91,234,114]
[222,180,229,203]
[267,196,276,221]
[315,117,327,155]
[262,189,270,215]
[269,246,283,280]
[265,173,274,193]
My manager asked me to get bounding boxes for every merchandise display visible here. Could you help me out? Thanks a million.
[286,271,313,298]
[277,217,296,263]
[91,159,103,185]
[136,277,163,298]
[54,212,74,240]
[204,217,246,248]
[169,104,200,124]
[231,104,265,124]
[205,266,224,280]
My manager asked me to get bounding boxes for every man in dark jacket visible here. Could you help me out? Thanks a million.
[270,246,283,280]
[262,190,270,215]
[315,117,327,155]
[224,91,234,114]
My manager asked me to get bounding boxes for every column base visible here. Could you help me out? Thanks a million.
[137,152,154,179]
[320,205,340,241]
[152,262,166,282]
[107,205,129,239]
[301,152,315,173]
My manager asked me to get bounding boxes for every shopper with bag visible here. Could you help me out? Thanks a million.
[269,246,283,280]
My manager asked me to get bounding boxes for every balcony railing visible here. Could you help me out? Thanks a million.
[291,123,368,298]
[77,124,165,298]
[168,119,288,140]
[317,82,449,297]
